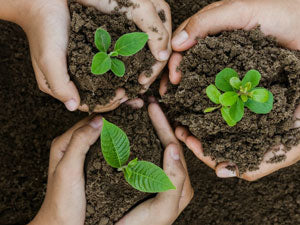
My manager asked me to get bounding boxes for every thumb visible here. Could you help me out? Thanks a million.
[58,116,103,175]
[172,0,255,51]
[154,144,186,210]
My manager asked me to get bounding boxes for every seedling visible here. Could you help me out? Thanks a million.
[100,119,175,193]
[91,28,149,77]
[204,68,273,127]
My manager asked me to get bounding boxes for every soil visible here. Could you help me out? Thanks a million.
[1,0,300,225]
[162,27,300,173]
[68,1,155,111]
[84,105,163,225]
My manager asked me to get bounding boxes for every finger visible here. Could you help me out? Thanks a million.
[79,88,127,113]
[138,61,167,92]
[159,71,169,96]
[48,115,95,177]
[148,102,179,147]
[172,0,254,51]
[294,104,300,128]
[148,103,191,172]
[76,0,117,14]
[168,53,183,85]
[241,143,300,181]
[185,135,216,169]
[126,98,144,109]
[130,0,171,61]
[32,58,53,96]
[36,49,81,111]
[215,162,238,178]
[153,144,187,221]
[57,116,103,176]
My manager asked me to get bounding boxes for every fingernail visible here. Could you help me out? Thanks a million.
[217,168,237,178]
[89,116,103,129]
[172,30,189,46]
[120,97,128,104]
[170,148,180,161]
[65,99,77,111]
[158,50,170,61]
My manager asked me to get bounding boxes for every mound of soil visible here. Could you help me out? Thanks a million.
[162,28,300,173]
[68,1,155,111]
[84,105,163,225]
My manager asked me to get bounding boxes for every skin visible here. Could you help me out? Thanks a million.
[161,0,300,181]
[28,104,193,225]
[0,0,171,112]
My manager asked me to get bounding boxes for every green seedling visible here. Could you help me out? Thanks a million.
[100,119,175,193]
[204,68,273,127]
[91,28,149,77]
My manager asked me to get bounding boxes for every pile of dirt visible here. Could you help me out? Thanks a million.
[84,105,163,225]
[68,1,155,111]
[162,28,300,173]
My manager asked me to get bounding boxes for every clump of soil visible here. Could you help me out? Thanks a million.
[84,105,163,225]
[162,28,300,173]
[68,1,155,111]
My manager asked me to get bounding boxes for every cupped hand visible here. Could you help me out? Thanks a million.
[28,115,103,225]
[79,0,172,95]
[165,0,300,89]
[116,102,193,225]
[175,105,300,181]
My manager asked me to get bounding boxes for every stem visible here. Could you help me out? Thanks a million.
[117,165,127,172]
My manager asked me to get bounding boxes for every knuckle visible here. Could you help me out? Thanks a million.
[50,136,60,149]
[72,128,89,143]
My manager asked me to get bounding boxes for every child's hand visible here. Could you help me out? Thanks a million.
[116,102,193,225]
[79,0,172,96]
[28,115,103,225]
[175,105,300,181]
[162,0,300,90]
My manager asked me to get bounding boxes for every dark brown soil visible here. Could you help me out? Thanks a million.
[1,0,300,225]
[162,28,300,173]
[84,105,163,225]
[68,1,155,111]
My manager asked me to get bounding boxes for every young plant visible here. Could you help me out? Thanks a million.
[204,68,274,127]
[91,28,149,77]
[100,119,175,193]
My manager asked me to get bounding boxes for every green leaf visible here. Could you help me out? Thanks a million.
[242,70,261,89]
[250,88,269,103]
[95,28,111,52]
[244,82,252,92]
[219,91,238,106]
[206,84,221,104]
[230,77,242,89]
[221,107,237,127]
[101,119,130,168]
[204,107,220,113]
[245,90,274,114]
[91,52,112,75]
[114,32,149,56]
[229,98,244,122]
[241,94,248,102]
[215,68,239,92]
[128,158,138,168]
[124,160,175,193]
[111,58,125,77]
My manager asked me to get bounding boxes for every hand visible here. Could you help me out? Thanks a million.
[28,115,103,225]
[116,102,193,225]
[163,0,300,90]
[78,0,172,96]
[175,105,300,181]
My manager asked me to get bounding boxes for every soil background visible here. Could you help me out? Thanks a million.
[1,0,300,225]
